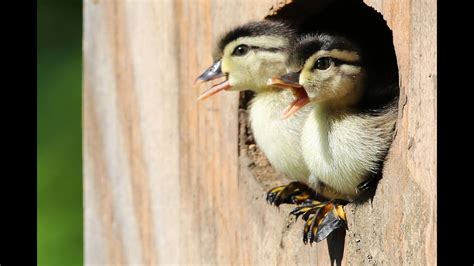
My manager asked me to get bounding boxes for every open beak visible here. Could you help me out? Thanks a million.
[267,71,309,119]
[195,60,232,100]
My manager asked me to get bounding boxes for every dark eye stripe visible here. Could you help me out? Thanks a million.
[331,57,362,66]
[248,46,285,53]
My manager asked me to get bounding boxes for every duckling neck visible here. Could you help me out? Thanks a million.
[252,84,280,94]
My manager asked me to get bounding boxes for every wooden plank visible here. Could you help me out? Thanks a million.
[341,0,437,264]
[84,0,436,264]
[84,0,330,264]
[84,1,181,264]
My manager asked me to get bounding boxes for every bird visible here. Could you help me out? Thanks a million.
[195,20,320,207]
[267,31,399,244]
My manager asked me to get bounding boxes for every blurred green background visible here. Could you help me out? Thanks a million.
[38,0,83,265]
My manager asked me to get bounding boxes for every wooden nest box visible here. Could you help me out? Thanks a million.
[83,0,436,264]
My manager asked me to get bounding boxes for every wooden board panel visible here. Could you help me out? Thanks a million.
[83,0,330,264]
[342,0,437,264]
[84,0,436,264]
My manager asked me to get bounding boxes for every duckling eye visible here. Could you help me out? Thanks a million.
[232,45,250,56]
[315,57,333,70]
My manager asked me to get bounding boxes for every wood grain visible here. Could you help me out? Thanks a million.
[84,0,436,264]
[342,0,437,264]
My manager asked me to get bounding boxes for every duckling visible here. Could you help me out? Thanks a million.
[268,32,399,244]
[195,20,316,206]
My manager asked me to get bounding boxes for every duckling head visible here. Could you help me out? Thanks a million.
[270,29,399,118]
[294,33,366,107]
[195,20,296,100]
[268,33,367,117]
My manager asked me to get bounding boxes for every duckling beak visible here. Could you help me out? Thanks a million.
[267,71,301,89]
[195,60,232,100]
[267,72,309,119]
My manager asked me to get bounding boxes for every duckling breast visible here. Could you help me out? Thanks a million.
[302,105,396,197]
[249,90,311,182]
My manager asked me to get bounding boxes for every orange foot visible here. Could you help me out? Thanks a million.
[266,181,317,207]
[291,199,349,244]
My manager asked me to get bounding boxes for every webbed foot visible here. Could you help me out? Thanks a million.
[290,199,349,245]
[266,181,316,207]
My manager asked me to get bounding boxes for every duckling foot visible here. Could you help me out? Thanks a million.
[290,199,349,245]
[266,181,316,207]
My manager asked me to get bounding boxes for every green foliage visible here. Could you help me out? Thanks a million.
[38,1,83,265]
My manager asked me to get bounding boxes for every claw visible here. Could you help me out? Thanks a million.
[292,199,349,244]
[290,200,325,221]
[314,208,346,243]
[335,204,348,229]
[266,181,316,207]
[266,185,286,204]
